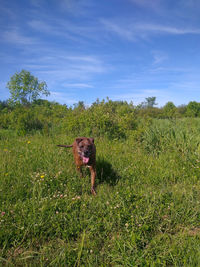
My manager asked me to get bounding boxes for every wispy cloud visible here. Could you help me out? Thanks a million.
[19,50,109,92]
[28,17,104,45]
[61,83,93,88]
[102,19,200,41]
[49,91,78,105]
[129,0,162,12]
[2,28,38,45]
[101,64,200,106]
[0,6,17,20]
[136,23,200,35]
[56,0,93,16]
[28,20,54,33]
[130,0,200,22]
[151,50,168,65]
[101,19,136,41]
[28,19,77,41]
[110,89,168,106]
[33,54,107,80]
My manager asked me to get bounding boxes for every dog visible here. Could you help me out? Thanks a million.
[57,137,96,195]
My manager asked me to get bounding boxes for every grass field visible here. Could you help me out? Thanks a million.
[1,118,200,266]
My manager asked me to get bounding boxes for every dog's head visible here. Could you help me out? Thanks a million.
[76,137,95,164]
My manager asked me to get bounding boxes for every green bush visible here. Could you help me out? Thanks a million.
[9,107,44,135]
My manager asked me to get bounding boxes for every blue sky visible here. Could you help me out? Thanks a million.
[0,0,200,107]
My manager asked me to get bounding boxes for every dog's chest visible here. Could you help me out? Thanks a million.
[86,165,92,168]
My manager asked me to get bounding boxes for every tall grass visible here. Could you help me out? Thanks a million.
[0,119,200,266]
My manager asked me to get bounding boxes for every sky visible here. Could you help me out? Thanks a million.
[0,0,200,107]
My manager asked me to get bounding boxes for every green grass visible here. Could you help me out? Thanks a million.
[0,119,200,266]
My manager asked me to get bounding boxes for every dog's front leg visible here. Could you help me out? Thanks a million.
[76,166,83,178]
[89,166,96,195]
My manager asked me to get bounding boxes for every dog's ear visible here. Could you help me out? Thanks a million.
[76,138,84,144]
[89,138,94,143]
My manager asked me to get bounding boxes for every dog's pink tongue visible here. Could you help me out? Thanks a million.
[83,157,89,164]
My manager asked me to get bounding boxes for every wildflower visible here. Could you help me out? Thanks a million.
[40,175,45,179]
[27,141,31,144]
[72,196,81,200]
[125,223,129,227]
[1,212,5,216]
[56,211,59,214]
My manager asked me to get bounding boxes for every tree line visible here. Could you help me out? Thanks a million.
[0,70,200,137]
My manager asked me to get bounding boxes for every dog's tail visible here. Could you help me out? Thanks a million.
[57,144,73,148]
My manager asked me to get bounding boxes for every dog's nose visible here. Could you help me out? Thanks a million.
[84,150,90,157]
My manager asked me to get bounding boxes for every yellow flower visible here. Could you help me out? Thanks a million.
[27,141,31,144]
[40,175,45,179]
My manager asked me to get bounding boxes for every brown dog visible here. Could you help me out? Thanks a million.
[57,137,96,195]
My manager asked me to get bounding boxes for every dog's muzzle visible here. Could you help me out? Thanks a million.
[78,151,90,164]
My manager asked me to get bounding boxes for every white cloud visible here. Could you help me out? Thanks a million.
[101,19,136,41]
[136,23,200,35]
[151,50,168,65]
[102,19,200,41]
[21,49,108,83]
[61,83,93,88]
[2,28,38,45]
[48,91,77,105]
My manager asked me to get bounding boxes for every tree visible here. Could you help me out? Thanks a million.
[145,97,157,108]
[163,101,176,118]
[176,104,187,117]
[0,100,10,111]
[73,101,86,111]
[7,70,50,105]
[137,96,157,109]
[186,101,200,117]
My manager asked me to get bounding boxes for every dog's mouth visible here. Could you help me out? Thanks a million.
[78,150,91,164]
[82,156,90,164]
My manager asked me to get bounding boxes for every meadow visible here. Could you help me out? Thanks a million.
[1,115,200,266]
